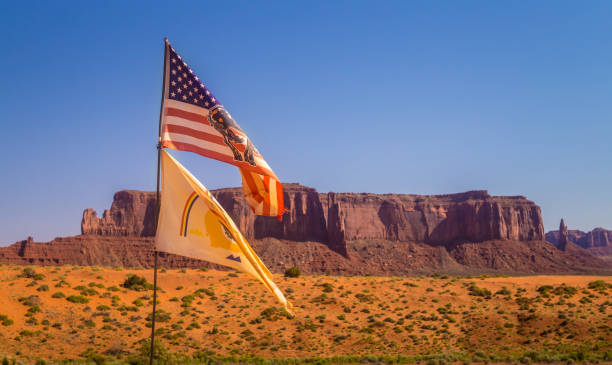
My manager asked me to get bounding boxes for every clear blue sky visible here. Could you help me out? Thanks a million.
[1,1,611,245]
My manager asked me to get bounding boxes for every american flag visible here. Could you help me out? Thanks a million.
[161,41,286,218]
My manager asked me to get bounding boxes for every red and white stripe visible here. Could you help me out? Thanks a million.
[161,99,286,219]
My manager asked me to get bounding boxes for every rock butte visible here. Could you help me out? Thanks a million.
[547,222,612,257]
[1,184,609,275]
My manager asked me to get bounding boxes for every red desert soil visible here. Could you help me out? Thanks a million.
[0,265,610,364]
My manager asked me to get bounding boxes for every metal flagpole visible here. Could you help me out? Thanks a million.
[150,37,169,365]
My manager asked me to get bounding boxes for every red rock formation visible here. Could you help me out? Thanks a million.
[3,184,605,275]
[80,185,545,257]
[546,229,586,247]
[558,219,569,251]
[0,235,608,275]
[580,228,612,248]
[546,224,612,256]
[81,191,156,236]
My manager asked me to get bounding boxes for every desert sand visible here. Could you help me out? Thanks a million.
[0,264,610,364]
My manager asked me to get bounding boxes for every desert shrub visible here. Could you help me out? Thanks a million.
[121,274,153,291]
[0,314,13,326]
[284,266,301,278]
[66,295,89,304]
[19,267,45,281]
[82,319,95,328]
[355,293,376,303]
[132,339,169,364]
[37,284,49,292]
[81,348,107,365]
[259,306,292,321]
[18,295,40,307]
[537,285,554,294]
[146,309,171,322]
[186,321,201,330]
[550,285,578,297]
[51,292,65,298]
[496,286,511,295]
[588,280,611,291]
[321,283,334,293]
[310,293,336,305]
[96,305,110,311]
[74,286,98,296]
[27,305,41,314]
[54,280,70,288]
[468,284,491,299]
[19,330,36,337]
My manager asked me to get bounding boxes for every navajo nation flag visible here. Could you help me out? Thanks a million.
[160,40,286,218]
[156,150,291,313]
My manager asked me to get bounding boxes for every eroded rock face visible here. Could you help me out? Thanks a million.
[546,225,612,255]
[580,228,612,248]
[546,229,586,246]
[81,191,157,237]
[558,219,569,251]
[80,185,545,257]
[320,190,544,248]
[2,184,607,274]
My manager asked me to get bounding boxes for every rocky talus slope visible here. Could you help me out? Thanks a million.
[1,185,608,275]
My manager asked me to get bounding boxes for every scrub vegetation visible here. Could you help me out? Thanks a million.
[0,265,610,364]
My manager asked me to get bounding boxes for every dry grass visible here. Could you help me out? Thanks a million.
[0,265,610,364]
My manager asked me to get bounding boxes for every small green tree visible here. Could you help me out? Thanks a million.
[135,339,169,364]
[284,266,301,278]
[121,274,153,291]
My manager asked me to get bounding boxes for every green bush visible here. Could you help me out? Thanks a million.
[37,284,49,292]
[134,339,169,364]
[0,314,13,326]
[146,309,171,322]
[19,267,45,281]
[468,284,492,298]
[588,280,611,290]
[51,292,65,299]
[284,266,301,278]
[121,274,153,291]
[259,306,292,321]
[66,295,89,304]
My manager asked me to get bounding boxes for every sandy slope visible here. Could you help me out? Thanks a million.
[0,265,610,364]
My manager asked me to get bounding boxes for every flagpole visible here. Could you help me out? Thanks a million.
[150,37,168,365]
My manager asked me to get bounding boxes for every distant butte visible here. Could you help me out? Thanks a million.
[546,219,612,257]
[1,184,609,275]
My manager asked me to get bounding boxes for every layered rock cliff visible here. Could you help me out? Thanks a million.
[81,184,545,256]
[3,184,607,275]
[547,223,612,256]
